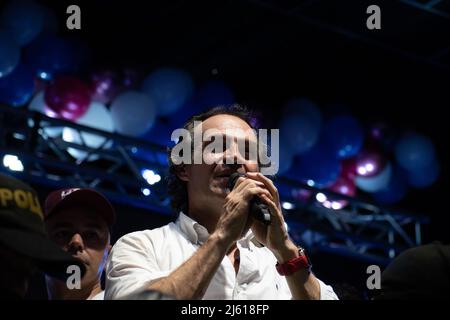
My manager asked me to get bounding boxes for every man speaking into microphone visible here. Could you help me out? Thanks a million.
[105,105,338,300]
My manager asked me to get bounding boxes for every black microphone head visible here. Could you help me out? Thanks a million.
[228,172,245,190]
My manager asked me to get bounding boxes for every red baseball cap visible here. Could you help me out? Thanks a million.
[44,188,115,226]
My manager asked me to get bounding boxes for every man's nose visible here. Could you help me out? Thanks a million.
[223,141,246,165]
[67,233,84,254]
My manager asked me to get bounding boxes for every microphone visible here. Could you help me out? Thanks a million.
[228,172,272,225]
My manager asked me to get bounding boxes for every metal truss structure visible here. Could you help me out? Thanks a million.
[0,104,428,266]
[0,104,172,214]
[277,178,428,266]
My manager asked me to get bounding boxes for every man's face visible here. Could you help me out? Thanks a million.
[182,114,260,213]
[45,208,110,288]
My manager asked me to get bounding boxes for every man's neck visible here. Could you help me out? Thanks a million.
[187,205,221,235]
[46,278,103,300]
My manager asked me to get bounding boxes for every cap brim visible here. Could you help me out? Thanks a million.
[46,189,115,226]
[0,227,86,280]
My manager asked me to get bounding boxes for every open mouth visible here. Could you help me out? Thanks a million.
[214,173,233,187]
[215,174,231,179]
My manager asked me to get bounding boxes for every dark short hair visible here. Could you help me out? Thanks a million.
[166,104,260,214]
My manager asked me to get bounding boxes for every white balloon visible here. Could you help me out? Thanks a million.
[62,101,114,161]
[355,162,392,193]
[110,91,156,137]
[28,91,62,137]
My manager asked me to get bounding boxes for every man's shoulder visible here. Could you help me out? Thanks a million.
[114,222,179,247]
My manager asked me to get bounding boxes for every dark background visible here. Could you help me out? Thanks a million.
[17,0,450,299]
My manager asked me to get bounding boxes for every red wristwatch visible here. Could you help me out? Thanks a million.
[276,247,312,276]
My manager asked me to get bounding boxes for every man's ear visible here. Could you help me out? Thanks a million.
[175,164,190,182]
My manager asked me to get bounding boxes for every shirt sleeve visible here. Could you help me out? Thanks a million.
[104,231,171,300]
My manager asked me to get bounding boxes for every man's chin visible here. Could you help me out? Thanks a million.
[211,188,228,198]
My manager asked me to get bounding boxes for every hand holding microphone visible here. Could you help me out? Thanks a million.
[218,171,290,253]
[228,172,272,225]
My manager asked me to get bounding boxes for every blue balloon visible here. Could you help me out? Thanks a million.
[110,91,157,137]
[0,30,20,78]
[275,143,294,176]
[0,63,34,106]
[283,98,322,126]
[280,98,322,155]
[1,0,45,46]
[141,68,194,116]
[289,144,341,187]
[167,80,235,129]
[280,114,321,155]
[408,159,440,188]
[25,34,90,79]
[395,133,435,171]
[323,115,364,159]
[373,166,408,205]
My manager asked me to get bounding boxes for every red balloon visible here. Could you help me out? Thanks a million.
[45,76,91,121]
[317,176,356,210]
[341,158,357,180]
[320,176,356,210]
[329,176,356,197]
[355,148,387,178]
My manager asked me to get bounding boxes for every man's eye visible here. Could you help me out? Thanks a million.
[84,231,99,240]
[53,230,69,240]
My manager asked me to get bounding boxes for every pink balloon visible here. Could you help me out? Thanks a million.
[90,70,122,104]
[45,76,91,121]
[370,122,389,141]
[355,148,387,178]
[122,67,141,90]
[369,122,398,152]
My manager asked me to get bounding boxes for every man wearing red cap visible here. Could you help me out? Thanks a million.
[43,188,115,300]
[0,173,85,299]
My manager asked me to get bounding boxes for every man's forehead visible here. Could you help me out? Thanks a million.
[46,207,106,225]
[201,114,256,138]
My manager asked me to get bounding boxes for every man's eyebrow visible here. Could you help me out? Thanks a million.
[236,136,258,144]
[85,223,103,230]
[50,222,73,229]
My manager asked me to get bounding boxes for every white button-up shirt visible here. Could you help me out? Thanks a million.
[105,212,338,300]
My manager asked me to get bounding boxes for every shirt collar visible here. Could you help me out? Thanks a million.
[176,212,261,248]
[176,212,209,244]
